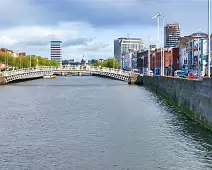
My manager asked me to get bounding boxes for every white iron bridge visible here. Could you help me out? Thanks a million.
[0,66,140,84]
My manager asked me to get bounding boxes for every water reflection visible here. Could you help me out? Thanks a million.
[0,76,211,169]
[154,94,212,168]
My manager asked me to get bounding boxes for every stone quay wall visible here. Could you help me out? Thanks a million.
[143,76,212,130]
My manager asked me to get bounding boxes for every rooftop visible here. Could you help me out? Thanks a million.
[50,41,62,43]
[117,37,142,40]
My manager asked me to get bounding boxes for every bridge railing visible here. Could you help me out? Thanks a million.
[0,66,131,77]
[2,70,26,77]
[1,68,50,77]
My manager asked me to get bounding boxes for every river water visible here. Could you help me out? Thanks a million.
[0,76,211,170]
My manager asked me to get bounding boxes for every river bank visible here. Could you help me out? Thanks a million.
[141,76,212,131]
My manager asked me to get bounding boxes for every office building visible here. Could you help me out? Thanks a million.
[50,41,62,65]
[164,23,181,48]
[62,59,76,65]
[114,38,144,62]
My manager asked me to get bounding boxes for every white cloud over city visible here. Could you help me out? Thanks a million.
[0,0,210,61]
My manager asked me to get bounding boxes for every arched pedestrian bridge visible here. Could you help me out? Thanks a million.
[0,66,142,85]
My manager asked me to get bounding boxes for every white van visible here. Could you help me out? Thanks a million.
[132,69,139,73]
[149,70,153,76]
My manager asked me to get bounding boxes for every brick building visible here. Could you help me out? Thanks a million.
[19,52,26,57]
[137,48,179,75]
[137,50,149,74]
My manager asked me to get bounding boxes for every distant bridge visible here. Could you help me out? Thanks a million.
[0,66,141,85]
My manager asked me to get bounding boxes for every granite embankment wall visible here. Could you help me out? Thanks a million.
[0,77,6,85]
[143,76,212,130]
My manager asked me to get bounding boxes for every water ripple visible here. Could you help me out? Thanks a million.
[0,76,211,169]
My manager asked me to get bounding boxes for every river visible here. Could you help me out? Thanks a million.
[0,76,211,170]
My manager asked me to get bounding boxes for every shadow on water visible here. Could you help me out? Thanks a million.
[7,84,128,87]
[150,92,212,168]
[6,76,128,87]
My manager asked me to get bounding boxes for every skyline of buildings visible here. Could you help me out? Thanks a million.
[0,48,26,58]
[0,20,211,76]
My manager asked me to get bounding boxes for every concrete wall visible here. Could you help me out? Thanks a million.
[143,76,212,130]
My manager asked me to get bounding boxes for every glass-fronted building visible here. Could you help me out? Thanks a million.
[114,38,144,63]
[164,23,181,48]
[50,41,62,65]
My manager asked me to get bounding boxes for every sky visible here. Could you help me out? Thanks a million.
[0,0,210,61]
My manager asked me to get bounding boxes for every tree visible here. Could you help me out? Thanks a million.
[92,58,120,69]
[93,60,101,67]
[0,53,59,69]
[105,58,120,69]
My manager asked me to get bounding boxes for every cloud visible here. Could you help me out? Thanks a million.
[23,0,208,29]
[30,0,154,28]
[0,0,209,31]
[0,22,113,60]
[64,41,113,59]
[0,0,210,61]
[62,37,95,47]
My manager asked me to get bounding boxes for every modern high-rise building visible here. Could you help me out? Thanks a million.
[114,38,144,62]
[164,23,181,48]
[50,41,62,65]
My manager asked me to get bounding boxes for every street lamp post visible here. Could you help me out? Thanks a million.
[152,13,161,48]
[132,58,134,71]
[19,56,21,69]
[208,0,211,77]
[146,36,151,75]
[197,34,201,79]
[141,56,144,74]
[162,15,165,76]
[171,51,173,76]
[30,55,32,68]
[122,56,124,70]
[5,54,6,68]
[36,56,38,68]
[152,13,162,76]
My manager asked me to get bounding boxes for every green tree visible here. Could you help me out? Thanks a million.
[0,53,59,69]
[93,60,102,67]
[92,58,120,69]
[105,58,120,69]
[8,55,15,67]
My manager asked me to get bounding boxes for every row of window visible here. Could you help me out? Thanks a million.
[51,51,62,54]
[51,56,62,58]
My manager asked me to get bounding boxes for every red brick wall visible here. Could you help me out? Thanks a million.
[172,48,179,70]
[164,51,172,68]
[137,48,180,72]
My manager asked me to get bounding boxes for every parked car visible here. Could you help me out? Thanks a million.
[174,70,186,78]
[132,69,139,73]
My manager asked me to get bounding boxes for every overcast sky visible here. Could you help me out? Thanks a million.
[0,0,209,61]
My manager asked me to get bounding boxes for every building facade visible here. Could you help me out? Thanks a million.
[123,53,131,71]
[137,50,149,74]
[188,38,208,76]
[164,23,181,48]
[50,41,62,65]
[137,48,179,75]
[81,56,86,67]
[62,59,76,65]
[114,38,144,63]
[179,32,210,76]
